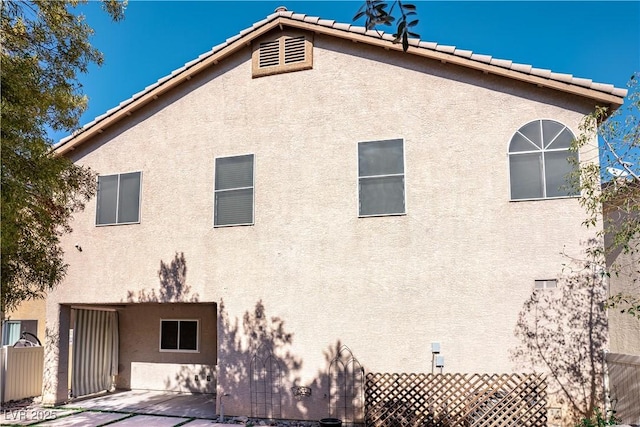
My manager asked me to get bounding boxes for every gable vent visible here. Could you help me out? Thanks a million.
[284,36,305,64]
[259,40,280,68]
[252,31,313,78]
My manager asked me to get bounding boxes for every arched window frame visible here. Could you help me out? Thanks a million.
[508,119,579,201]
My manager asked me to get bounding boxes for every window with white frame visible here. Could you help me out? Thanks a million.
[509,119,578,200]
[214,154,254,226]
[358,139,406,216]
[1,320,37,346]
[160,319,198,352]
[96,172,142,225]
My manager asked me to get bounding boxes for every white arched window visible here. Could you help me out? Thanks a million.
[508,119,578,200]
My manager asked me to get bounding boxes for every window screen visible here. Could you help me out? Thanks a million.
[96,172,141,225]
[508,120,578,200]
[358,139,405,216]
[215,154,254,226]
[160,320,198,352]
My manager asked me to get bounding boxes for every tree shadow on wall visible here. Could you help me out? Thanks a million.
[162,299,362,422]
[125,252,199,302]
[306,341,365,425]
[511,253,608,424]
[217,299,306,418]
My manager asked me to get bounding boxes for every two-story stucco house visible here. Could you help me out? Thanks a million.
[43,7,627,424]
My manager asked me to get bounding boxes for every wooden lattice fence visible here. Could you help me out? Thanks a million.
[365,373,547,427]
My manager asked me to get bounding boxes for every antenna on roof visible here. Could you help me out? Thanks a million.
[275,6,288,13]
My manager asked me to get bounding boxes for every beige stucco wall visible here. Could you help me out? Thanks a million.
[45,30,604,421]
[117,303,217,392]
[607,239,640,355]
[4,299,46,344]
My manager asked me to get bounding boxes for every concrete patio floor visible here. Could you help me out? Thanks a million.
[1,391,238,426]
[62,390,217,418]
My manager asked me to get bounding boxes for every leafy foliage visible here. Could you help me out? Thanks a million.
[513,256,608,424]
[1,0,126,312]
[571,73,640,318]
[354,0,420,52]
[575,407,619,427]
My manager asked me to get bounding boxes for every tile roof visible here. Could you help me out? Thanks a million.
[268,9,627,97]
[55,8,628,153]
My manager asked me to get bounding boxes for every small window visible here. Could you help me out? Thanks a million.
[1,320,37,346]
[252,32,313,77]
[358,139,406,216]
[96,172,142,225]
[215,154,254,227]
[535,279,557,290]
[509,119,578,200]
[160,319,199,352]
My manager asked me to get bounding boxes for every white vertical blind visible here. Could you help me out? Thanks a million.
[72,309,119,397]
[1,321,21,346]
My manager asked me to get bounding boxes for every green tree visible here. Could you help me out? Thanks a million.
[572,73,640,318]
[1,0,126,313]
[354,0,420,52]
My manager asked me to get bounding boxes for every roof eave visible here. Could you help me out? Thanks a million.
[281,18,626,106]
[54,15,626,157]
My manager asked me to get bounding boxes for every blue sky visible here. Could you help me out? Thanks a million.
[51,1,640,143]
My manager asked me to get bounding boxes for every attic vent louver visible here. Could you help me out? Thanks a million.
[259,40,280,68]
[252,31,313,78]
[284,36,305,64]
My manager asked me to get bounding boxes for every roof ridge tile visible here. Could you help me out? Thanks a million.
[333,22,352,31]
[530,68,551,78]
[550,72,573,83]
[471,53,492,64]
[239,27,254,37]
[572,77,593,88]
[225,34,241,44]
[265,12,279,20]
[418,41,437,50]
[381,33,396,41]
[317,19,335,27]
[350,25,367,34]
[490,58,512,69]
[453,49,473,58]
[54,9,627,151]
[252,18,270,29]
[435,44,456,53]
[510,63,532,74]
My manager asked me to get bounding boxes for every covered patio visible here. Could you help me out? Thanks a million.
[62,389,217,418]
[2,390,318,426]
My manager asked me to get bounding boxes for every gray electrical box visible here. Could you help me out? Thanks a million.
[435,355,445,367]
[431,342,440,354]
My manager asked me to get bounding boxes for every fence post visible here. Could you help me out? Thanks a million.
[1,346,6,404]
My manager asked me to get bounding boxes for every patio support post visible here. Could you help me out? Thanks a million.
[42,305,71,406]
